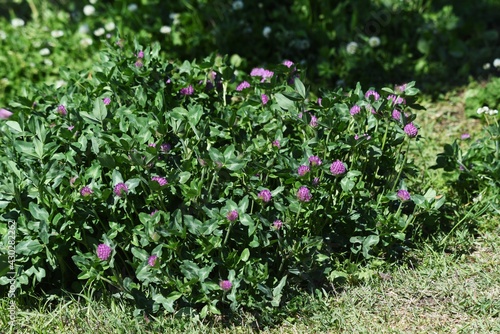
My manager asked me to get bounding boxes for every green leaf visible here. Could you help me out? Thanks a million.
[29,202,49,222]
[275,93,295,110]
[240,248,250,262]
[16,239,43,256]
[178,171,191,184]
[5,121,22,133]
[92,98,108,121]
[153,291,182,313]
[208,147,224,164]
[362,235,379,259]
[271,275,287,307]
[294,78,306,99]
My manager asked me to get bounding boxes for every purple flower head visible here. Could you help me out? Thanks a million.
[103,97,111,105]
[97,243,112,260]
[148,143,156,148]
[298,165,310,176]
[350,105,361,116]
[258,189,272,202]
[80,186,93,197]
[298,112,303,119]
[161,143,171,152]
[397,189,411,201]
[309,115,318,127]
[317,98,322,106]
[273,220,283,229]
[404,123,418,138]
[272,139,280,148]
[388,94,405,105]
[137,50,144,59]
[148,255,158,266]
[57,105,67,116]
[309,155,322,166]
[312,177,320,186]
[297,186,312,202]
[261,94,269,105]
[0,108,13,119]
[365,90,380,101]
[114,182,128,197]
[150,209,159,216]
[135,60,143,68]
[152,176,168,186]
[283,60,294,68]
[461,133,470,140]
[68,125,75,131]
[250,68,274,80]
[180,85,194,96]
[330,160,346,176]
[220,280,232,291]
[236,81,251,91]
[395,84,407,93]
[227,210,238,221]
[392,109,401,121]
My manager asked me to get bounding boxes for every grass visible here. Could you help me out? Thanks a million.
[2,219,498,333]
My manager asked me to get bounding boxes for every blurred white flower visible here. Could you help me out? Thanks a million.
[43,59,53,66]
[39,48,51,56]
[80,37,93,47]
[262,26,271,38]
[11,18,25,28]
[83,5,95,16]
[160,25,172,34]
[346,42,358,54]
[170,13,180,25]
[94,27,105,37]
[488,109,498,115]
[78,24,90,34]
[55,80,66,88]
[128,3,138,12]
[0,30,6,40]
[232,0,244,10]
[105,22,116,31]
[89,0,98,4]
[476,106,489,114]
[493,58,500,68]
[483,63,491,70]
[368,36,380,47]
[51,30,64,38]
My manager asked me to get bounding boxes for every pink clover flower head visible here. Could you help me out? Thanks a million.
[97,243,112,260]
[392,109,401,121]
[298,165,310,176]
[57,105,67,116]
[236,81,251,91]
[283,60,294,68]
[350,105,361,116]
[365,90,380,101]
[226,210,238,221]
[272,139,280,148]
[0,108,13,119]
[103,97,111,105]
[152,176,168,186]
[297,186,312,202]
[388,94,405,105]
[150,209,159,216]
[250,68,274,79]
[404,123,418,137]
[395,83,407,93]
[68,125,75,131]
[461,133,470,140]
[220,280,232,291]
[114,182,129,197]
[309,115,318,127]
[273,220,283,229]
[258,189,272,202]
[261,94,269,105]
[137,50,144,59]
[330,160,346,176]
[80,186,93,197]
[135,60,143,68]
[180,85,194,96]
[148,143,156,148]
[309,155,322,166]
[148,255,158,266]
[298,112,303,119]
[397,189,411,201]
[317,98,322,106]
